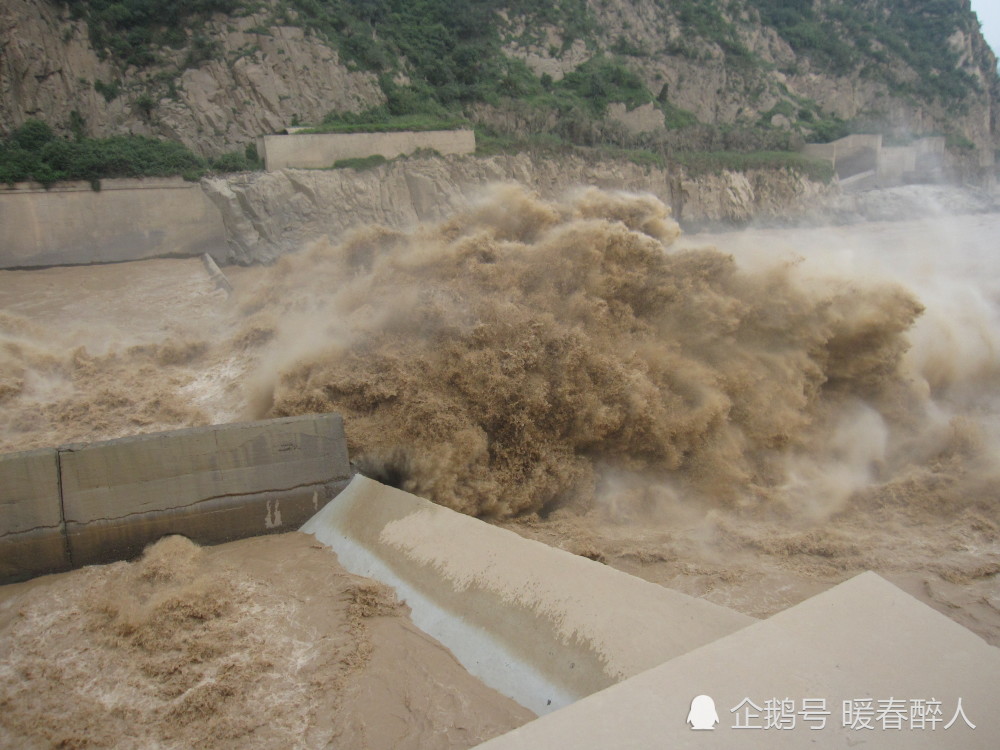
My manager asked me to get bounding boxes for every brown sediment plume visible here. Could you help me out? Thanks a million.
[0,533,533,749]
[0,320,210,451]
[252,185,925,517]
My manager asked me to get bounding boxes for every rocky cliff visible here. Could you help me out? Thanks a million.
[0,0,383,155]
[202,154,833,264]
[2,0,997,165]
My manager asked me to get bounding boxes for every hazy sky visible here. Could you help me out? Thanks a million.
[970,0,1000,60]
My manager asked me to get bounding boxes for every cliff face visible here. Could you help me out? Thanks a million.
[2,0,997,163]
[0,0,383,155]
[202,154,833,264]
[507,0,999,160]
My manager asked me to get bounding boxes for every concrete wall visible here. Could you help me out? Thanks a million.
[803,135,947,185]
[0,413,350,583]
[803,134,883,170]
[258,129,476,171]
[879,146,918,179]
[0,177,228,269]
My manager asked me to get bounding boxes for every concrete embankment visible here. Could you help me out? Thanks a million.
[303,476,755,715]
[0,413,350,583]
[0,177,228,269]
[258,129,476,170]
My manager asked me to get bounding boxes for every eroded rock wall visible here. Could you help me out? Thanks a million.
[202,153,833,264]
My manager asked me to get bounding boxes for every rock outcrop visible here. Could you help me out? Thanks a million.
[202,153,834,264]
[2,0,997,165]
[0,0,383,155]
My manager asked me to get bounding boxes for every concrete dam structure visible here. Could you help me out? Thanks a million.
[0,413,350,583]
[802,134,946,189]
[0,177,228,269]
[257,128,477,171]
[3,418,999,746]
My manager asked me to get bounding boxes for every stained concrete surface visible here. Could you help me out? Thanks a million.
[0,413,351,581]
[476,572,1000,748]
[303,476,755,715]
[0,448,67,581]
[0,178,228,269]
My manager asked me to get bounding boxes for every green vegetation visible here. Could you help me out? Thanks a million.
[330,154,389,170]
[475,127,832,182]
[673,150,836,182]
[58,0,244,68]
[33,0,992,184]
[671,0,756,65]
[280,0,519,110]
[557,56,653,116]
[945,133,976,151]
[0,120,257,189]
[307,111,469,134]
[746,0,983,104]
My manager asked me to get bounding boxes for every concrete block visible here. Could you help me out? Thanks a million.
[61,414,349,565]
[477,572,1000,748]
[0,448,70,581]
[259,129,476,170]
[303,476,754,715]
[0,178,228,269]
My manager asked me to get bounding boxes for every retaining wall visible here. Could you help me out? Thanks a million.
[303,476,754,715]
[0,177,228,269]
[257,129,476,171]
[802,135,947,184]
[0,413,350,583]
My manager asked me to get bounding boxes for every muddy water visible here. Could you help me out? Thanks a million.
[0,533,533,749]
[1,189,999,745]
[508,211,1000,640]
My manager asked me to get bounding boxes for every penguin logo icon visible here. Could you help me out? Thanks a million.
[687,695,719,730]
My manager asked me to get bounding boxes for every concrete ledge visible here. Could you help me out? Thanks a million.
[0,448,68,581]
[0,177,228,269]
[258,129,476,171]
[0,413,350,582]
[303,476,754,715]
[477,572,1000,748]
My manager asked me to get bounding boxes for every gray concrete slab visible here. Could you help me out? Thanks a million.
[259,129,475,170]
[303,476,754,715]
[476,572,1000,748]
[0,178,228,268]
[62,413,350,565]
[0,448,69,581]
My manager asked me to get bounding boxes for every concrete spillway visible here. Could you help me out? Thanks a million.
[476,571,1000,749]
[303,476,1000,747]
[301,475,754,715]
[5,416,999,745]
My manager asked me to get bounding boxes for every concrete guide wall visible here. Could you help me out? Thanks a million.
[258,129,476,171]
[0,413,350,583]
[803,135,947,184]
[0,177,228,269]
[478,572,1000,748]
[303,476,754,715]
[0,448,66,583]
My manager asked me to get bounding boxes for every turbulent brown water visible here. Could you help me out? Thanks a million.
[0,533,533,749]
[1,185,998,632]
[235,185,936,519]
[2,185,1000,747]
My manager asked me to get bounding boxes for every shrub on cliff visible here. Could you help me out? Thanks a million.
[0,120,209,189]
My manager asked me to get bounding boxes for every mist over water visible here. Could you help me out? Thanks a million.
[235,185,1000,527]
[3,187,1000,748]
[3,187,998,534]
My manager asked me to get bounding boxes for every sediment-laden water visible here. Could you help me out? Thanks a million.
[2,186,999,747]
